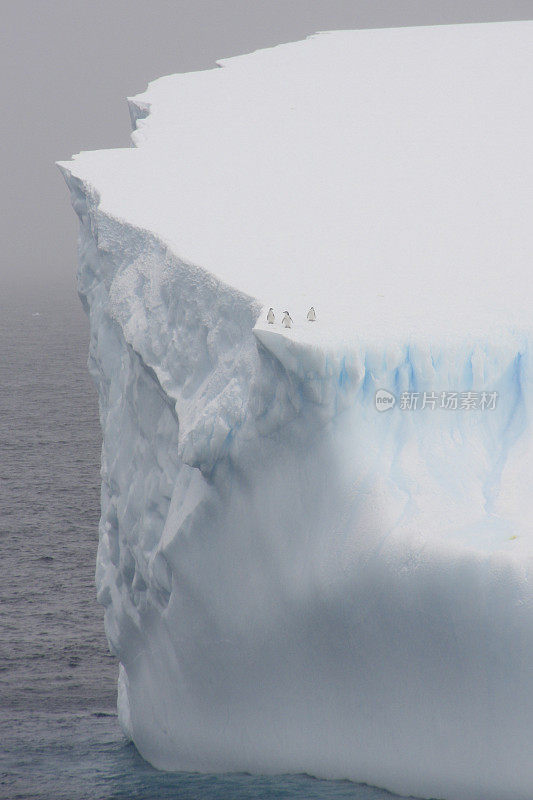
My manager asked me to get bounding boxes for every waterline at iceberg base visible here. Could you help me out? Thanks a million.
[59,22,533,800]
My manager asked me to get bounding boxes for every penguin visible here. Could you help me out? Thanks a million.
[266,308,275,324]
[282,311,293,329]
[307,307,316,322]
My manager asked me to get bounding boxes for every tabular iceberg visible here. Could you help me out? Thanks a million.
[59,22,533,800]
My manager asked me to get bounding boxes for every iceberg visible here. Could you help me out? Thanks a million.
[59,21,533,800]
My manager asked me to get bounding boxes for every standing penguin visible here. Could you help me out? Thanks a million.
[307,307,316,322]
[282,311,293,329]
[266,308,275,324]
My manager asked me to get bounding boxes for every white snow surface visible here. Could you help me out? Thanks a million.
[59,22,533,800]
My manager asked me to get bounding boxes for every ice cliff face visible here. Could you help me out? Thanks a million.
[59,22,533,800]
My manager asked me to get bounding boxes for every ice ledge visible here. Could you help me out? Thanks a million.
[59,163,265,475]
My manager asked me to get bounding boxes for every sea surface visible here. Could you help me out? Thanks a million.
[0,286,407,800]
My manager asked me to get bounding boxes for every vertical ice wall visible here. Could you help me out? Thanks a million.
[59,22,533,800]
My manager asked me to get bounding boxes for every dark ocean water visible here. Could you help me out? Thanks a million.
[0,287,406,800]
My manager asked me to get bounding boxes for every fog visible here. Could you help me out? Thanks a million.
[2,0,531,296]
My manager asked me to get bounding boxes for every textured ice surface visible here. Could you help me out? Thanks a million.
[59,22,533,800]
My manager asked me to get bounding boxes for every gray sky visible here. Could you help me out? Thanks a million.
[2,0,532,294]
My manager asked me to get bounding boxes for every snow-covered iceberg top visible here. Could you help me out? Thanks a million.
[61,21,533,341]
[59,22,533,800]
